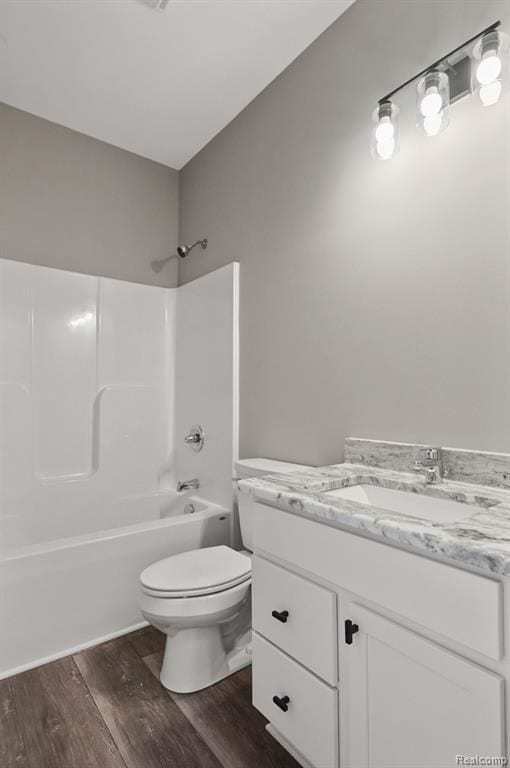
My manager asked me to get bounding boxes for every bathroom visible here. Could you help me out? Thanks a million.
[0,0,509,766]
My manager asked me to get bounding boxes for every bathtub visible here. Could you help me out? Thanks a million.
[0,492,232,678]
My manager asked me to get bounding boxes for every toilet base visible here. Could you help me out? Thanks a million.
[160,626,251,693]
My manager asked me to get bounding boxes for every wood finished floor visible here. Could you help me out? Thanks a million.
[0,627,300,768]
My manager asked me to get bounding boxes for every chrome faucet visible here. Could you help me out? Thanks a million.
[177,478,200,492]
[413,447,443,484]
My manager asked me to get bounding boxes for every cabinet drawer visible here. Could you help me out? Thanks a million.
[253,556,337,684]
[253,503,503,660]
[252,633,338,768]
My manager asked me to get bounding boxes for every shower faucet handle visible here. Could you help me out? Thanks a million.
[184,425,205,452]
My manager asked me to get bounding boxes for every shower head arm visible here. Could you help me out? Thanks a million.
[190,238,208,251]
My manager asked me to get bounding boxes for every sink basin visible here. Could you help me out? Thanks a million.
[324,484,482,524]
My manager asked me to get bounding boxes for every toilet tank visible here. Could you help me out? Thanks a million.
[234,458,312,551]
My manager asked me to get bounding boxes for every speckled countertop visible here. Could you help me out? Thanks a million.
[238,463,510,576]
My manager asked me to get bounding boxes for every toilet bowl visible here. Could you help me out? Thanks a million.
[140,458,311,693]
[140,546,252,693]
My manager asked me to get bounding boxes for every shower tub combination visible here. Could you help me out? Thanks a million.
[0,493,232,678]
[0,259,240,679]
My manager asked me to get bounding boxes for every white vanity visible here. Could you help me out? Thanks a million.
[241,439,510,768]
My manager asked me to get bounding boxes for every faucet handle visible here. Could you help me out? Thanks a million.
[184,425,205,452]
[417,446,440,462]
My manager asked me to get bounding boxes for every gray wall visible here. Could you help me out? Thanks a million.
[0,103,179,287]
[179,0,510,464]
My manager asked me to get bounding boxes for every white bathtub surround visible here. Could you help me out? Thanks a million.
[0,259,239,677]
[239,442,510,576]
[0,259,174,554]
[175,263,240,509]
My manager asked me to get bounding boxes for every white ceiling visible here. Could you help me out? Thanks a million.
[0,0,354,169]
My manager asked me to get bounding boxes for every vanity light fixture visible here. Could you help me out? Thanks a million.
[372,20,505,159]
[472,28,509,106]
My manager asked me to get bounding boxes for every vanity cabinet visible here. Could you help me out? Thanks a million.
[251,501,507,768]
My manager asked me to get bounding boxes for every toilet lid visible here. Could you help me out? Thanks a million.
[140,546,251,596]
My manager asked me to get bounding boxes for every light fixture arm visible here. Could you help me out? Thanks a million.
[378,20,501,105]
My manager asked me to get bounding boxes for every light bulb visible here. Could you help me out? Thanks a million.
[376,138,395,160]
[416,71,449,136]
[420,87,442,117]
[375,117,395,143]
[480,79,502,106]
[423,114,443,136]
[476,53,502,85]
[371,101,399,160]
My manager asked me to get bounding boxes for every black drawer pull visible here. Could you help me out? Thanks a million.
[345,619,359,645]
[271,609,289,623]
[272,695,290,712]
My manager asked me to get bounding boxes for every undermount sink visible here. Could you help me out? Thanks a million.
[324,484,483,524]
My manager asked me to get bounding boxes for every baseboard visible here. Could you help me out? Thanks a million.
[265,724,314,768]
[0,620,149,680]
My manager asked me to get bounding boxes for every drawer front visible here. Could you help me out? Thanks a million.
[253,556,337,684]
[253,502,503,661]
[252,633,338,768]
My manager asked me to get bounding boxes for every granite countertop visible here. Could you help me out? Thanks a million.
[238,462,510,576]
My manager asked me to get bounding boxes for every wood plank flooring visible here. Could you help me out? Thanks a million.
[0,627,300,768]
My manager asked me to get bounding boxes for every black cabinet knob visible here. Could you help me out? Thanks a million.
[345,619,359,645]
[272,695,290,712]
[271,609,289,623]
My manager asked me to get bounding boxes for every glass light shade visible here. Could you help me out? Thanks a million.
[472,30,509,107]
[371,101,399,160]
[480,80,503,106]
[416,71,450,136]
[423,114,444,137]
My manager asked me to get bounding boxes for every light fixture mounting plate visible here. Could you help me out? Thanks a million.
[441,55,472,103]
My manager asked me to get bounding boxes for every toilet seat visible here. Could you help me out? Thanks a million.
[140,545,251,598]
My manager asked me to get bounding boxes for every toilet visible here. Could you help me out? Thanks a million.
[140,457,310,693]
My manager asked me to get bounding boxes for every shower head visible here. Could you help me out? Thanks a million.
[150,238,208,273]
[177,239,208,258]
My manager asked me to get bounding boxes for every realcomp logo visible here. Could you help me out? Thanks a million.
[456,758,508,767]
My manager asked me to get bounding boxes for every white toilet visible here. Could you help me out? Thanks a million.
[140,458,310,693]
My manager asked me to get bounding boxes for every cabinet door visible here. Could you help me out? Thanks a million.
[344,604,504,768]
